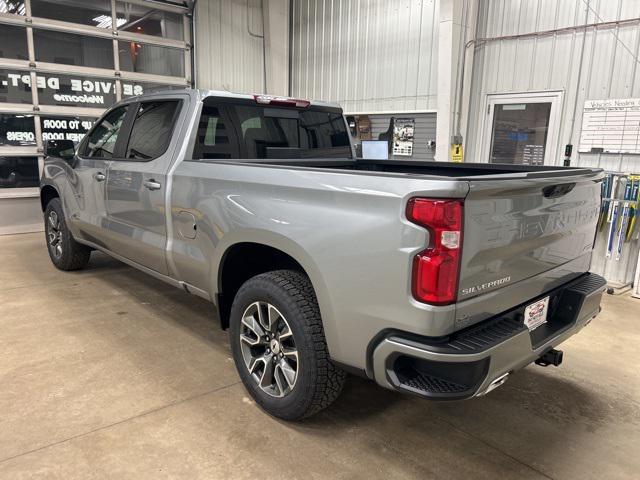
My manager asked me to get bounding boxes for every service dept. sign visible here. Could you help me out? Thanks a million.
[1,71,144,106]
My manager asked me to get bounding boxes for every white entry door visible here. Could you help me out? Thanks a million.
[481,92,563,166]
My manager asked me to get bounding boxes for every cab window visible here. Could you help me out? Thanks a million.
[82,105,128,158]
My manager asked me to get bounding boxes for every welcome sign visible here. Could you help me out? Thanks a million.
[1,71,144,107]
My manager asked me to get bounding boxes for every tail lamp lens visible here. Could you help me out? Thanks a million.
[406,198,463,305]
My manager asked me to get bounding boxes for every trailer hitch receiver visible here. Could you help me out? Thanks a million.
[535,348,563,367]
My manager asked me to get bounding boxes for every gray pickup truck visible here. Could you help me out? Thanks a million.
[40,88,606,420]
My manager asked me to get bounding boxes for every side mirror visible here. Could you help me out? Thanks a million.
[44,139,75,161]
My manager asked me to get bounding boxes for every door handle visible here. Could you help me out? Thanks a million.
[143,179,162,191]
[94,172,106,182]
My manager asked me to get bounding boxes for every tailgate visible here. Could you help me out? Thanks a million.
[458,170,603,301]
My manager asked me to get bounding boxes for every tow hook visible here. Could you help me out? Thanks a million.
[535,348,563,367]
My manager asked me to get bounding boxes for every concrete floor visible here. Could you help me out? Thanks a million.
[1,233,639,479]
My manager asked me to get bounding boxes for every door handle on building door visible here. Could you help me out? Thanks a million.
[143,179,162,190]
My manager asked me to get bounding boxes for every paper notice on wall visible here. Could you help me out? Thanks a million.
[392,117,414,156]
[522,144,544,165]
[579,98,640,154]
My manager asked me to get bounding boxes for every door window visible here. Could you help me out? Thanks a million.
[124,100,179,160]
[82,105,128,158]
[489,103,551,165]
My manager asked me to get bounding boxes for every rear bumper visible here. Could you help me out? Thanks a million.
[370,273,606,399]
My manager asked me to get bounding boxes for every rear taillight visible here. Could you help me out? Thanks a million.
[406,198,463,306]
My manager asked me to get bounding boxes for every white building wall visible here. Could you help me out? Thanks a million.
[465,0,640,285]
[290,0,439,113]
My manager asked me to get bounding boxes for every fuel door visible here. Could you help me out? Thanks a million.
[176,210,197,239]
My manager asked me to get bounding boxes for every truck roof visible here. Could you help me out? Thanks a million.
[132,87,342,110]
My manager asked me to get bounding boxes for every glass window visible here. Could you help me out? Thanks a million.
[0,24,28,60]
[489,103,551,165]
[0,69,32,103]
[42,116,96,145]
[0,156,39,188]
[36,73,117,108]
[193,105,238,159]
[116,2,184,40]
[0,114,35,146]
[31,0,112,28]
[118,41,184,77]
[231,105,351,159]
[125,101,179,160]
[121,80,183,98]
[82,106,128,158]
[34,29,114,69]
[0,1,25,15]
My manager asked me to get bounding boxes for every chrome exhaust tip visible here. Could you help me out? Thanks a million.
[477,372,510,396]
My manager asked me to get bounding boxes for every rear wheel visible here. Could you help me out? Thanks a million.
[44,198,91,271]
[229,270,346,420]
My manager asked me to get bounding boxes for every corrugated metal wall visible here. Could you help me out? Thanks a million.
[290,0,439,113]
[194,0,266,93]
[467,0,640,171]
[367,113,437,160]
[466,0,640,285]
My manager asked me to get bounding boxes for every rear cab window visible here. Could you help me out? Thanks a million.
[193,97,352,160]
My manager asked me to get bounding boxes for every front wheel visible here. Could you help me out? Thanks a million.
[229,270,346,420]
[44,198,91,271]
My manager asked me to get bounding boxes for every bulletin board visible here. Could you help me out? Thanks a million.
[579,98,640,154]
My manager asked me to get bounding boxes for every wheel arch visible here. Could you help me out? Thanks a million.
[213,232,333,335]
[40,183,60,211]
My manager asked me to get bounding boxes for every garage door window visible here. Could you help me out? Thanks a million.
[36,73,117,108]
[0,1,25,15]
[31,0,113,28]
[0,70,33,104]
[34,29,115,69]
[0,156,39,188]
[116,1,184,40]
[118,41,184,77]
[0,24,29,60]
[0,114,35,146]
